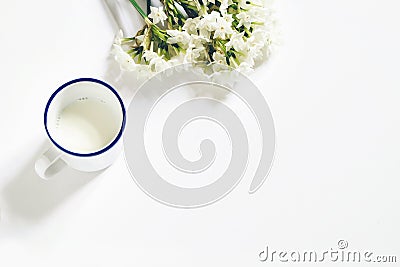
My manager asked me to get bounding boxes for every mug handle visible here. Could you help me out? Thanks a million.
[35,146,66,179]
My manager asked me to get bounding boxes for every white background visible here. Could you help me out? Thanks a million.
[0,0,399,266]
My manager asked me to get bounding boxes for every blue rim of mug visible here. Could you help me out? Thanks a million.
[44,78,126,157]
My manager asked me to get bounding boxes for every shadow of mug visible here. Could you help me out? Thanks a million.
[1,143,104,224]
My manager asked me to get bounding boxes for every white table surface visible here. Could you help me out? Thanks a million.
[0,0,399,266]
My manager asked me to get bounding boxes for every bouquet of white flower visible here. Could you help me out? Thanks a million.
[112,0,275,76]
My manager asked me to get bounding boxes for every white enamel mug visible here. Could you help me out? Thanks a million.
[35,78,126,179]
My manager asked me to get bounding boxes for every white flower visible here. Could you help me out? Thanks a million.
[184,47,206,62]
[149,56,170,72]
[223,13,234,25]
[205,11,221,22]
[219,0,229,14]
[110,0,275,74]
[250,0,263,6]
[226,32,246,51]
[182,17,200,35]
[168,53,185,66]
[143,49,171,73]
[236,12,253,29]
[167,30,191,48]
[143,50,159,61]
[112,44,136,71]
[148,6,167,26]
[248,28,267,46]
[212,51,227,65]
[197,11,220,38]
[114,29,124,45]
[185,35,208,62]
[188,34,208,49]
[237,0,250,9]
[213,16,234,39]
[237,61,254,74]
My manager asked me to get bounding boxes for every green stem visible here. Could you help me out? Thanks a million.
[128,0,147,19]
